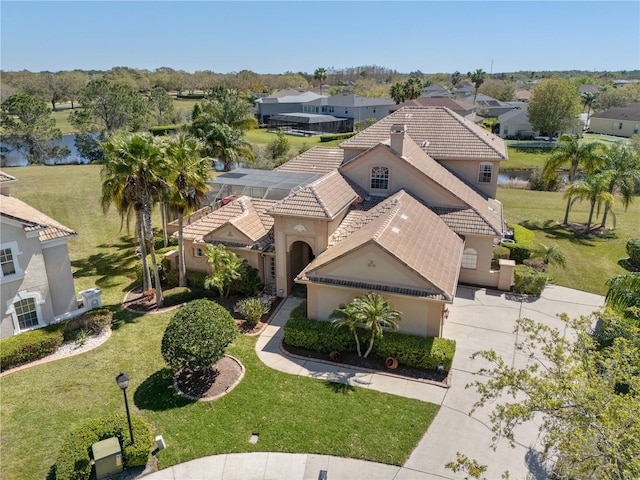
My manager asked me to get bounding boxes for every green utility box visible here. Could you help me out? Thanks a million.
[92,437,123,480]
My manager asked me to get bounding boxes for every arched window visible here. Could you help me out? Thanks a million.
[370,166,389,190]
[461,248,478,269]
[478,162,493,183]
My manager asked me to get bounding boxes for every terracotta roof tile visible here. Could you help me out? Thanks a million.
[0,171,17,183]
[340,106,507,160]
[300,191,463,301]
[266,170,359,219]
[276,147,343,174]
[1,195,77,241]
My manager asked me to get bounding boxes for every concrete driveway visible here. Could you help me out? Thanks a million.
[145,284,604,480]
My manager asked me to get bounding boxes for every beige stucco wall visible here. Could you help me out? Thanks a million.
[438,158,500,198]
[588,117,639,138]
[42,243,77,316]
[1,222,63,338]
[457,234,500,288]
[305,283,444,337]
[182,239,263,278]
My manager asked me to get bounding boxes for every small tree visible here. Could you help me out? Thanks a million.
[161,299,237,372]
[330,302,363,357]
[204,244,244,297]
[267,129,290,160]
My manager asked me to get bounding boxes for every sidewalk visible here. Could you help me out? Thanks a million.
[144,285,604,480]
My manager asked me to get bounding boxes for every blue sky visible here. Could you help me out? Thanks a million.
[1,1,638,74]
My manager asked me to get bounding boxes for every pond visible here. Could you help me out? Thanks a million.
[1,134,91,167]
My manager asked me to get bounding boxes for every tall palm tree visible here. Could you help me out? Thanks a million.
[389,82,406,104]
[198,122,255,171]
[198,92,258,132]
[468,68,486,104]
[598,144,640,229]
[101,132,167,307]
[350,292,401,358]
[404,77,423,100]
[163,133,210,287]
[564,171,614,233]
[543,134,603,224]
[314,67,327,95]
[330,303,363,357]
[605,273,640,320]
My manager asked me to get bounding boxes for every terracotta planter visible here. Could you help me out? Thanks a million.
[329,351,342,362]
[385,357,399,369]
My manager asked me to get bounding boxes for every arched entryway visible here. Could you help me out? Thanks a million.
[288,241,315,296]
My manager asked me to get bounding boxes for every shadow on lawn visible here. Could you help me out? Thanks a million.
[134,368,195,411]
[519,220,596,247]
[71,236,138,288]
[324,380,355,395]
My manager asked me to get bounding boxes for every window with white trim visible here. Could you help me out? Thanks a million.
[461,248,478,269]
[370,166,389,190]
[14,297,39,329]
[1,248,16,276]
[478,163,492,183]
[193,247,203,257]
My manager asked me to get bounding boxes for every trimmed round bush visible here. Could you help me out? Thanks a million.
[626,238,640,268]
[161,299,237,371]
[514,264,548,296]
[55,413,153,480]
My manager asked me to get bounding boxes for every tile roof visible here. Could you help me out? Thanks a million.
[1,195,77,242]
[299,190,463,301]
[340,106,507,160]
[341,135,504,236]
[180,196,276,251]
[0,171,17,183]
[591,102,640,122]
[389,97,474,114]
[266,170,359,219]
[276,147,344,174]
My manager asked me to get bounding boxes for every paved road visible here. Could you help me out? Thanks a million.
[144,285,604,480]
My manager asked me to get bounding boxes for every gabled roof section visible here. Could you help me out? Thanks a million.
[591,102,640,122]
[266,170,359,219]
[299,190,463,301]
[340,106,507,160]
[340,134,504,236]
[389,97,474,113]
[276,147,343,174]
[304,93,395,107]
[0,171,17,184]
[180,196,276,250]
[1,195,77,242]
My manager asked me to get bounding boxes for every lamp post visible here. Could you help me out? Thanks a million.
[116,372,135,444]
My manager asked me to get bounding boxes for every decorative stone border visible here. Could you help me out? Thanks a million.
[172,355,246,402]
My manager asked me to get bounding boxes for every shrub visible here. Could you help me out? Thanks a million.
[230,263,264,296]
[162,287,198,307]
[493,245,511,264]
[511,224,535,247]
[63,308,112,340]
[528,168,561,191]
[161,299,237,372]
[186,270,208,290]
[319,132,357,142]
[503,243,532,263]
[627,238,640,268]
[0,323,64,371]
[283,306,456,371]
[235,297,272,326]
[514,265,548,296]
[149,125,180,136]
[55,413,153,480]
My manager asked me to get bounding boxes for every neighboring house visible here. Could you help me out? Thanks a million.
[267,113,352,136]
[302,93,395,124]
[466,94,525,118]
[389,97,475,120]
[421,85,451,97]
[514,90,531,102]
[588,102,640,138]
[579,84,600,96]
[175,107,514,338]
[498,109,537,139]
[453,82,475,97]
[255,90,326,124]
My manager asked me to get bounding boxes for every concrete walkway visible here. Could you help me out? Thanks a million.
[145,285,604,480]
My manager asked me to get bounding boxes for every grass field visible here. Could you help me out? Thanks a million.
[1,165,438,480]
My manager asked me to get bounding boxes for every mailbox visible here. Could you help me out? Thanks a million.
[92,437,123,479]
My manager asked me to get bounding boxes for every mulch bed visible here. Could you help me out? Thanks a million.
[282,343,450,386]
[174,356,244,400]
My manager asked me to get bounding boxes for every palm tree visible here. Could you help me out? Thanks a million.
[350,293,401,358]
[581,91,598,128]
[314,67,327,95]
[163,133,210,287]
[198,92,258,132]
[101,132,167,307]
[598,144,640,229]
[564,171,614,233]
[198,123,255,171]
[451,71,461,87]
[543,134,603,224]
[330,303,363,357]
[605,273,640,319]
[532,243,566,267]
[389,82,406,104]
[468,68,486,104]
[204,244,243,297]
[404,77,423,100]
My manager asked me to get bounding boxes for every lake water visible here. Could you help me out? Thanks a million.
[1,134,90,167]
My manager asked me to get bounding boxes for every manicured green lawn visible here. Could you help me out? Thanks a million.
[503,146,550,171]
[1,165,438,480]
[497,187,640,295]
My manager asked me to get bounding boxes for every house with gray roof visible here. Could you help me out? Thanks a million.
[498,109,537,139]
[588,102,640,138]
[175,107,514,337]
[302,93,395,124]
[255,90,327,124]
[421,85,451,97]
[389,97,475,120]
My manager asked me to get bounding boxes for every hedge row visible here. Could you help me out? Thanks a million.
[283,304,456,372]
[514,265,548,296]
[627,238,640,268]
[0,323,64,371]
[503,223,535,263]
[511,223,535,247]
[319,132,357,142]
[55,414,153,480]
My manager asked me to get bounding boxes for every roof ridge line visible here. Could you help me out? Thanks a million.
[371,195,402,240]
[443,107,507,159]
